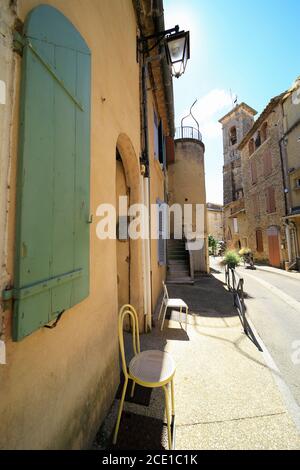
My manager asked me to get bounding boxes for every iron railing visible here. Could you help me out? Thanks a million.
[225,265,262,350]
[175,126,202,142]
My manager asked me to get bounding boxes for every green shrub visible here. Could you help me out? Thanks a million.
[222,250,241,268]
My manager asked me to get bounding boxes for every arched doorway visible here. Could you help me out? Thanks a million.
[116,150,130,310]
[116,134,144,328]
[267,226,281,267]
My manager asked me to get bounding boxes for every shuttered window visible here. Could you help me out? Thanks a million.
[266,187,276,213]
[250,158,257,184]
[13,6,91,340]
[157,199,167,265]
[256,229,264,252]
[263,149,272,176]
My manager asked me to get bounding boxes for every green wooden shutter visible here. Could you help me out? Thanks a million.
[157,199,167,265]
[13,5,91,341]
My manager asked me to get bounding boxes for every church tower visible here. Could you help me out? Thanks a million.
[219,103,257,246]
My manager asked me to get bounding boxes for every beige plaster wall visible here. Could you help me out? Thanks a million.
[0,0,144,449]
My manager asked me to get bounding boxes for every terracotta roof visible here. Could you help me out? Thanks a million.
[238,92,287,150]
[218,102,257,124]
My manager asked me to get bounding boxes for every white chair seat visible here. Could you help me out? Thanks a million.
[166,298,187,308]
[129,350,175,385]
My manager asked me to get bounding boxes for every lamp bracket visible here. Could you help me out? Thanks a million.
[137,25,180,55]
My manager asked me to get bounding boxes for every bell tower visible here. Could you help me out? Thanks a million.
[219,102,257,245]
[219,102,257,206]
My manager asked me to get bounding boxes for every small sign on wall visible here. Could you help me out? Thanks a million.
[0,80,6,105]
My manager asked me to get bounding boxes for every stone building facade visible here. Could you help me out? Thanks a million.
[239,94,288,267]
[219,103,256,249]
[207,203,223,241]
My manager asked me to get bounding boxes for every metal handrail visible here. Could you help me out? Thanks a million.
[225,265,247,334]
[224,265,262,351]
[175,126,202,141]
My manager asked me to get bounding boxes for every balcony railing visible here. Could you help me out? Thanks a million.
[175,126,202,142]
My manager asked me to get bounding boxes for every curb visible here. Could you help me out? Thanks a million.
[255,265,299,280]
[242,270,300,314]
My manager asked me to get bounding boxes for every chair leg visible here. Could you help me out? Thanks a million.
[185,307,188,331]
[113,376,128,445]
[158,299,164,321]
[171,379,175,416]
[130,380,136,398]
[160,304,168,331]
[179,306,182,324]
[163,385,172,450]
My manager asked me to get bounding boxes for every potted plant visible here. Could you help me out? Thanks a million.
[222,250,241,269]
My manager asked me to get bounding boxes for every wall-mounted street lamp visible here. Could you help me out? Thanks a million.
[138,25,190,79]
[165,30,190,78]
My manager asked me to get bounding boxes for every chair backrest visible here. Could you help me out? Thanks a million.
[162,281,169,300]
[118,304,140,378]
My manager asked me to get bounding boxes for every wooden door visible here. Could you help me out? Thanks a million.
[267,226,281,267]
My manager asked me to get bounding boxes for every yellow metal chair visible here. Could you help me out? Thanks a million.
[158,281,188,331]
[113,304,176,449]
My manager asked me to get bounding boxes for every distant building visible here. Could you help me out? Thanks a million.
[219,103,257,250]
[238,94,287,267]
[207,203,224,241]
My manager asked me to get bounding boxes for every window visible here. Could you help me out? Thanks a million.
[256,229,264,252]
[255,131,261,149]
[13,5,91,341]
[261,122,268,142]
[154,113,166,169]
[249,138,255,155]
[233,217,239,233]
[229,126,237,145]
[266,187,276,213]
[250,159,258,184]
[263,149,272,176]
[158,120,166,169]
[235,188,244,200]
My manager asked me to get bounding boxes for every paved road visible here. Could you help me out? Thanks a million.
[210,257,300,410]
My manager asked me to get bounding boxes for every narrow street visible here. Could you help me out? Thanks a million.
[211,257,300,410]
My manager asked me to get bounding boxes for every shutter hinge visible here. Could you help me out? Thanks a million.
[13,30,26,56]
[1,286,13,311]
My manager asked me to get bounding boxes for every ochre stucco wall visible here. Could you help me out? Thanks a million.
[0,0,144,449]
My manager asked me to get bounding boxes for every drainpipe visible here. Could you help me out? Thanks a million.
[284,221,293,263]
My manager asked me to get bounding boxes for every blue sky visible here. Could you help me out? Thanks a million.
[164,0,300,203]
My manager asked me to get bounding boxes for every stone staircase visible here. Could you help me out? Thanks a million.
[166,239,194,284]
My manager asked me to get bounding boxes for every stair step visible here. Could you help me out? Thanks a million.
[168,259,187,265]
[168,266,189,273]
[166,277,194,285]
